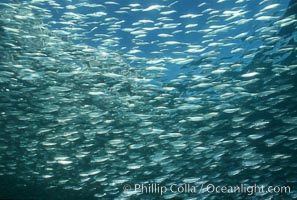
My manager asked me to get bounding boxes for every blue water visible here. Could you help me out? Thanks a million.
[44,0,289,80]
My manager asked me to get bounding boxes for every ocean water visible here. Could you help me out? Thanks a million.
[0,0,297,199]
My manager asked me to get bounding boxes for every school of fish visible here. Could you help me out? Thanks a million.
[0,0,297,199]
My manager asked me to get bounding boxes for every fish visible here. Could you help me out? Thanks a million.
[0,0,296,199]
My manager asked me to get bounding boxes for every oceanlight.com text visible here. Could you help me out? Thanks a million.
[123,183,291,196]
